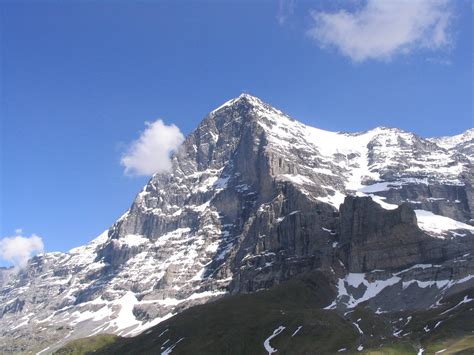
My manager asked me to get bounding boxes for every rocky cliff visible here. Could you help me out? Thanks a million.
[1,94,473,353]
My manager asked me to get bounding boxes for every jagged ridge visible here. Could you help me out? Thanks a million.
[1,94,473,353]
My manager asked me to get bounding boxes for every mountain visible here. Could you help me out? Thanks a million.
[428,129,474,162]
[56,273,474,355]
[1,94,473,354]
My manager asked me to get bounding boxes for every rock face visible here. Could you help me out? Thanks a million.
[1,94,473,353]
[338,196,473,272]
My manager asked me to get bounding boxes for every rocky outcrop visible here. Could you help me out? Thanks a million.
[338,196,473,272]
[1,94,472,353]
[376,183,473,224]
[229,182,338,293]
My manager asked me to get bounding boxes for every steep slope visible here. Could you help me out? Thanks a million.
[1,94,472,353]
[428,128,474,162]
[57,272,474,355]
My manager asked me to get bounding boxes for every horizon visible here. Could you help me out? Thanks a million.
[1,0,473,266]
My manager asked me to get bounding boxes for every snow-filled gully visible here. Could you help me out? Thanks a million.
[263,326,286,354]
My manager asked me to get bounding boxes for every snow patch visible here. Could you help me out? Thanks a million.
[115,234,149,247]
[291,325,302,337]
[326,273,401,309]
[316,190,346,209]
[162,337,184,355]
[263,326,286,354]
[415,210,474,238]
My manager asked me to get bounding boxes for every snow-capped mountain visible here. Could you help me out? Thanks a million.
[1,94,473,353]
[428,128,474,161]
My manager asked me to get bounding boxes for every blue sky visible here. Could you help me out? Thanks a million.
[1,0,472,266]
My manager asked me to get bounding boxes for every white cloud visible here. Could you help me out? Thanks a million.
[121,119,184,176]
[0,232,44,268]
[308,0,453,62]
[277,0,297,25]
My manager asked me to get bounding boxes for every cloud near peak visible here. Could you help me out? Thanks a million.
[308,0,453,62]
[0,232,44,268]
[121,119,185,176]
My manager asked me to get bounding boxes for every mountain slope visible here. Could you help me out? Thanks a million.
[57,272,474,355]
[428,128,474,162]
[1,94,473,353]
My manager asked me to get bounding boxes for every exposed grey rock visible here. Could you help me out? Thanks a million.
[337,196,473,272]
[0,94,472,353]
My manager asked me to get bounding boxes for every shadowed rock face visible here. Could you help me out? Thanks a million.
[376,183,473,224]
[229,183,338,293]
[0,94,473,353]
[338,196,473,272]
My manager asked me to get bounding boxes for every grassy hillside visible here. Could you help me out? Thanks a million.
[53,334,119,355]
[55,273,474,355]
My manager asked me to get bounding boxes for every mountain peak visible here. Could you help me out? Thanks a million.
[233,92,268,108]
[2,95,473,354]
[210,93,269,115]
[237,92,259,100]
[428,128,474,157]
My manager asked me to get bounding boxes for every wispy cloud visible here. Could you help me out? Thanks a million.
[308,0,453,62]
[426,56,452,66]
[0,231,44,268]
[277,0,297,25]
[121,119,184,176]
